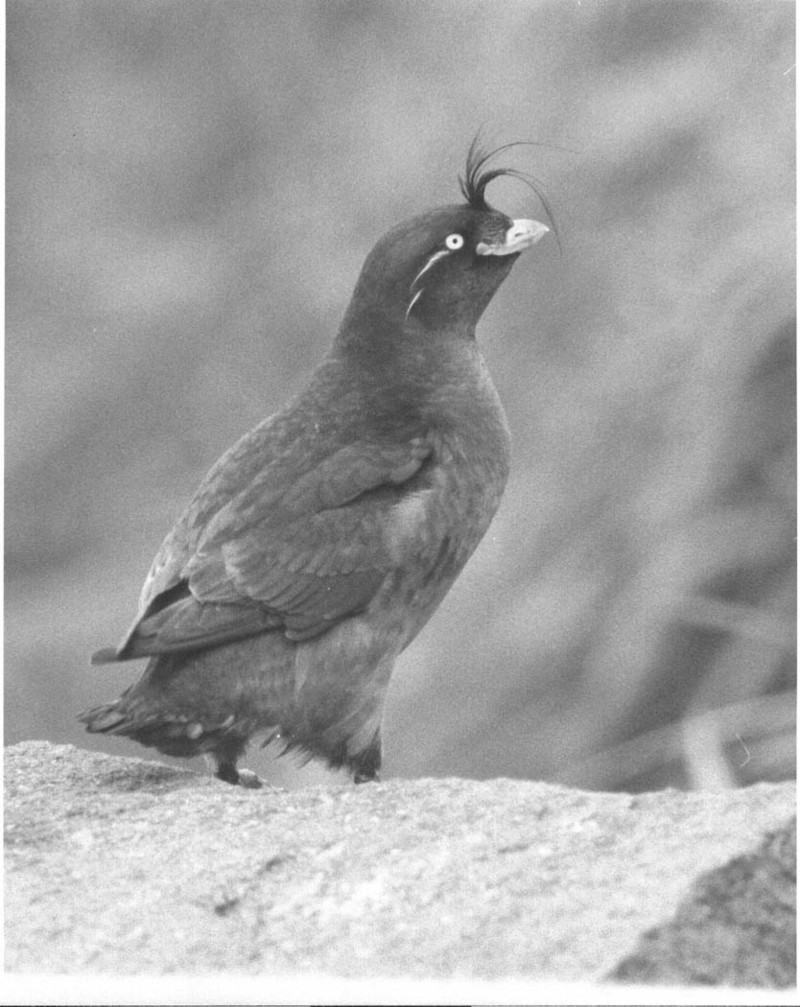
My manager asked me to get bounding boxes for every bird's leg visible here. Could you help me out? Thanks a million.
[214,760,265,789]
[352,733,382,784]
[354,768,380,784]
[214,758,242,785]
[212,745,265,790]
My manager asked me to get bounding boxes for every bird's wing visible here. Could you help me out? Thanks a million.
[105,437,435,660]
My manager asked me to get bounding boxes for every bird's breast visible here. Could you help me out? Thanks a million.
[375,384,511,650]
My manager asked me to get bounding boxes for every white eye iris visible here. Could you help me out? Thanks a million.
[445,233,464,250]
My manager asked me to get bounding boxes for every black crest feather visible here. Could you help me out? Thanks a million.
[459,135,560,246]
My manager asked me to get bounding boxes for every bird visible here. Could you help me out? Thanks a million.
[80,138,550,787]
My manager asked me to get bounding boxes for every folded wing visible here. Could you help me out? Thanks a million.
[93,437,434,662]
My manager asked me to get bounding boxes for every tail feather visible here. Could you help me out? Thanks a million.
[78,697,249,760]
[79,701,174,741]
[79,703,129,733]
[90,647,122,665]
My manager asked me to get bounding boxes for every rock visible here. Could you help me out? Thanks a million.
[609,817,795,988]
[4,741,795,988]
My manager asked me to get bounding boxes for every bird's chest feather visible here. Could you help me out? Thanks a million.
[390,423,508,570]
[378,368,511,639]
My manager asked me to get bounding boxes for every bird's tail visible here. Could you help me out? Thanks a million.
[79,695,219,758]
[78,654,246,762]
[79,701,130,735]
[90,647,123,665]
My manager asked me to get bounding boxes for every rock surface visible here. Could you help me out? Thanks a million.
[4,741,795,986]
[610,817,795,987]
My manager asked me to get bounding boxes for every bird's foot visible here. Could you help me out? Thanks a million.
[351,735,381,784]
[235,769,266,789]
[213,758,268,789]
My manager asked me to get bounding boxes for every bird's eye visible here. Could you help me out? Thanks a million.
[444,233,465,250]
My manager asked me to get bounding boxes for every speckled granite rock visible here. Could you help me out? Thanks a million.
[4,741,795,987]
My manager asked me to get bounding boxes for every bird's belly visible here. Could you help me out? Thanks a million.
[382,436,509,643]
[144,611,403,766]
[288,614,402,760]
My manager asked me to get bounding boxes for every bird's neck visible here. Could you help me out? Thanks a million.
[333,307,477,396]
[337,295,475,360]
[320,307,503,447]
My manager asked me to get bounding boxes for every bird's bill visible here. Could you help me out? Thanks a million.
[476,219,549,257]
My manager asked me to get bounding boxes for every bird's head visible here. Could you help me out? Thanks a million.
[339,140,551,343]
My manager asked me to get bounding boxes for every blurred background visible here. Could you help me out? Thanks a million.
[6,0,795,791]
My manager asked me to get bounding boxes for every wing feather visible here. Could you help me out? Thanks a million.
[110,436,436,658]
